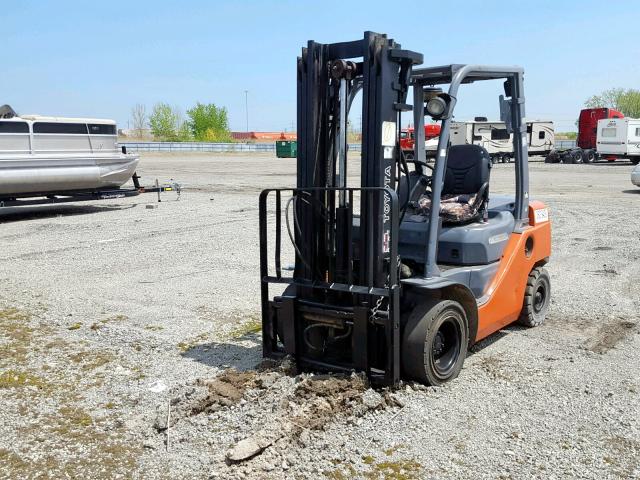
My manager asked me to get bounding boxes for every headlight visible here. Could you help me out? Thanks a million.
[426,97,446,117]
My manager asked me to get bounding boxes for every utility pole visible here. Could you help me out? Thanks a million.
[244,90,249,133]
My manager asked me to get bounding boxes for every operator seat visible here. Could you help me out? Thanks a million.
[418,144,491,224]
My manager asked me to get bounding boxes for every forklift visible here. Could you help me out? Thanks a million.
[259,32,552,386]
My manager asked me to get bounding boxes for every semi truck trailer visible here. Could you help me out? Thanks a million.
[546,107,624,164]
[596,117,640,165]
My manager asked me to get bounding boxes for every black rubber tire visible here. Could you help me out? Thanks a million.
[501,155,508,163]
[572,150,583,164]
[563,151,580,164]
[401,300,468,386]
[631,158,640,165]
[518,267,551,327]
[583,150,596,164]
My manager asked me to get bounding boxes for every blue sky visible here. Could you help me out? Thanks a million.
[2,0,638,132]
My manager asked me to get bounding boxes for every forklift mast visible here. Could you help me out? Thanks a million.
[259,32,422,385]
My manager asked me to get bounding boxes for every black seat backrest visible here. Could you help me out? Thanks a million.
[443,144,491,195]
[397,170,423,208]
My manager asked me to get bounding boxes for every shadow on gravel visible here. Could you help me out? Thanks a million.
[184,325,531,370]
[181,339,262,371]
[589,161,638,167]
[0,203,137,223]
[468,323,528,356]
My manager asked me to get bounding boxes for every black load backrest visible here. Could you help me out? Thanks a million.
[443,144,491,195]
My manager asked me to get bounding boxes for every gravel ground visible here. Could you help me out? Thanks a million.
[1,153,639,479]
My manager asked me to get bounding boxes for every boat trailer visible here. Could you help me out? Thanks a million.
[0,173,180,208]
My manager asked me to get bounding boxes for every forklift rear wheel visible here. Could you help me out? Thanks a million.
[402,300,468,386]
[518,267,551,327]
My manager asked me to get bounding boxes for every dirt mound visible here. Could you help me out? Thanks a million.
[190,370,257,415]
[291,374,369,430]
[163,359,401,465]
[585,319,638,354]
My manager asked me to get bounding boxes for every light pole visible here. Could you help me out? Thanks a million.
[244,90,249,133]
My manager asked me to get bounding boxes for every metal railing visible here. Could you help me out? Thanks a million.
[120,141,363,153]
[555,140,577,150]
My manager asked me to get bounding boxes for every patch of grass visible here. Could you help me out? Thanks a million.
[602,435,640,477]
[67,322,82,330]
[326,458,422,480]
[228,317,262,339]
[0,307,38,365]
[383,444,404,456]
[325,464,357,480]
[0,308,33,342]
[7,406,140,479]
[144,325,164,331]
[366,459,423,480]
[68,350,115,371]
[90,314,128,331]
[0,448,29,473]
[57,406,93,428]
[178,332,210,352]
[0,369,48,390]
[0,307,31,323]
[131,366,146,381]
[0,306,142,479]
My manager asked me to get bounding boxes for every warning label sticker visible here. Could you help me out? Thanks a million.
[381,121,396,147]
[534,208,549,223]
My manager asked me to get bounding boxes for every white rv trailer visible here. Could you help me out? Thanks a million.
[450,120,554,162]
[0,108,139,198]
[596,117,640,165]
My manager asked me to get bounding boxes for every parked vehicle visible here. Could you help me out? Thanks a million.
[631,163,640,187]
[450,119,554,163]
[260,33,552,387]
[0,106,139,198]
[546,107,624,164]
[596,117,640,165]
[400,124,440,160]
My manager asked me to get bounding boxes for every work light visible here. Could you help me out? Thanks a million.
[426,97,447,117]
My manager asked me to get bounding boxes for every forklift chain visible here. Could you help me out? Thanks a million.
[369,256,401,322]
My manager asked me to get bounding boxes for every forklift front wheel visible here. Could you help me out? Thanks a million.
[402,300,468,386]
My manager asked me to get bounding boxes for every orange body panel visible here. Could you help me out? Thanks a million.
[475,201,551,341]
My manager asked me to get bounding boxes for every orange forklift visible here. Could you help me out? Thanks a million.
[259,32,551,386]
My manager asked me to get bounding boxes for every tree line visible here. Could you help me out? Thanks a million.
[130,102,232,142]
[585,88,640,117]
